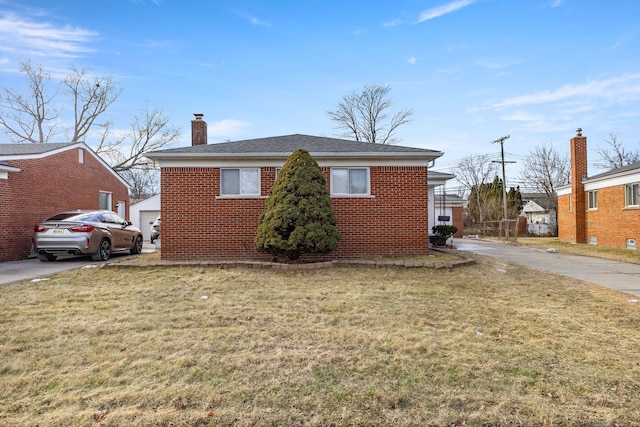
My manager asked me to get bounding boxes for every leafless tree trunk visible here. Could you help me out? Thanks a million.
[63,66,123,142]
[519,142,570,212]
[455,154,498,222]
[96,104,180,173]
[326,83,413,144]
[594,132,640,170]
[0,60,61,143]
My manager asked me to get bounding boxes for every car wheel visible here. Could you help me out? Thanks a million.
[131,235,143,255]
[92,238,111,261]
[37,253,57,262]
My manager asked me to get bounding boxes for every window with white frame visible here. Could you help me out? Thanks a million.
[99,191,112,210]
[330,168,369,195]
[587,190,598,209]
[220,168,260,196]
[624,183,639,207]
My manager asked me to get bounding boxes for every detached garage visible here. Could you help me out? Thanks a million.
[130,194,160,243]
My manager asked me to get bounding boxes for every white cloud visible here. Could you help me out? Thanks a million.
[418,0,475,22]
[241,14,273,28]
[487,74,640,110]
[476,58,523,70]
[352,26,368,36]
[383,18,402,28]
[0,11,96,58]
[407,57,417,65]
[208,119,252,138]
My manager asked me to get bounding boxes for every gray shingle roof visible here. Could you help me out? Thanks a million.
[146,134,443,159]
[586,161,640,181]
[0,142,77,156]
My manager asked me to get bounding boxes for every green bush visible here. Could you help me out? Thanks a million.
[432,225,458,237]
[255,149,340,261]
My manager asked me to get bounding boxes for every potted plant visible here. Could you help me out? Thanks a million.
[429,225,458,247]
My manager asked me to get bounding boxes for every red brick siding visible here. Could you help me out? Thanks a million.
[0,178,10,261]
[0,148,129,261]
[451,206,463,237]
[558,187,640,249]
[160,165,429,260]
[585,185,640,248]
[569,135,588,243]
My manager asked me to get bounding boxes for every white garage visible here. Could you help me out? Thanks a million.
[130,194,160,243]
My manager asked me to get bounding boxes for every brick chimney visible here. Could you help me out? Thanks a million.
[569,128,588,243]
[191,113,207,146]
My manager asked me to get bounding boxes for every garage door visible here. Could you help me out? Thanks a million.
[140,210,160,243]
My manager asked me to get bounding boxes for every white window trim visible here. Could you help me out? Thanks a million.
[587,190,598,210]
[624,183,639,208]
[99,191,112,210]
[330,167,371,197]
[219,168,261,197]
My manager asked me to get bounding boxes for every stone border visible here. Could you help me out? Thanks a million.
[103,250,474,271]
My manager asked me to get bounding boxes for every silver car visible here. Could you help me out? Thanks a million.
[32,210,143,262]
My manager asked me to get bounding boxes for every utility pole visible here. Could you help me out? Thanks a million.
[491,135,516,239]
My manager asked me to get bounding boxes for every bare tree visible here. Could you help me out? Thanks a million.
[120,168,160,199]
[519,142,570,212]
[0,60,122,144]
[455,154,498,222]
[63,65,123,143]
[96,104,180,172]
[326,83,413,144]
[0,60,61,143]
[594,132,640,169]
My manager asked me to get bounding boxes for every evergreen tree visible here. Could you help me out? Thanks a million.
[255,149,340,261]
[468,177,522,221]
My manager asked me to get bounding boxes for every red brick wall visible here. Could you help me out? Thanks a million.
[160,165,429,260]
[568,134,588,243]
[0,147,129,261]
[0,178,10,261]
[557,193,573,242]
[452,206,463,238]
[585,184,640,248]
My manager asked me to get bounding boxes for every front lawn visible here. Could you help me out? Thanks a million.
[1,255,639,426]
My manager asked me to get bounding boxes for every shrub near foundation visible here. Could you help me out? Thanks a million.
[255,149,340,261]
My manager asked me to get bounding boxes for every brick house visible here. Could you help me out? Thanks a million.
[557,130,640,250]
[0,142,130,261]
[145,115,446,260]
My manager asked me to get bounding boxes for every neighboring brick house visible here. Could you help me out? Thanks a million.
[145,115,446,260]
[0,142,130,261]
[557,130,640,250]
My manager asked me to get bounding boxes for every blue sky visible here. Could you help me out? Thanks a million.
[1,0,640,191]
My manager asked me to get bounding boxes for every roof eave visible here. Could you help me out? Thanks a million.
[145,150,444,161]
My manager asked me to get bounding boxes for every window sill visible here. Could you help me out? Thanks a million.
[216,195,266,200]
[330,194,375,199]
[623,205,639,210]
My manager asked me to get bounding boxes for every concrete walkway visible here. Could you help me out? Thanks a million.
[454,238,640,297]
[0,243,157,286]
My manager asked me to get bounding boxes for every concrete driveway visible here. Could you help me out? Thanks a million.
[0,243,157,286]
[454,238,640,297]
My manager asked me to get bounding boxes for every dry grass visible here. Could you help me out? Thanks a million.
[2,254,640,426]
[514,237,640,265]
